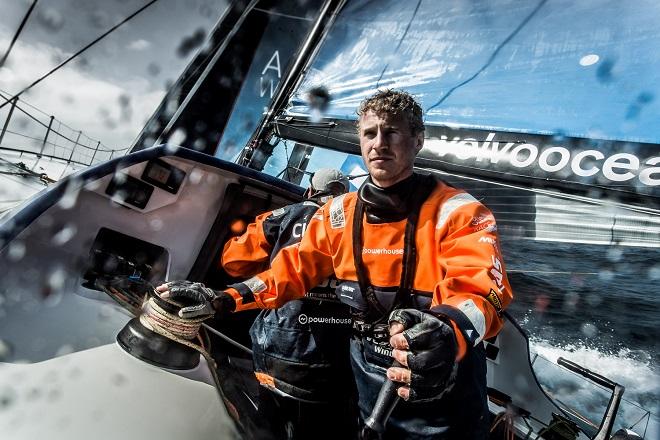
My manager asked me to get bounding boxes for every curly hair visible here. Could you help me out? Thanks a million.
[357,89,425,135]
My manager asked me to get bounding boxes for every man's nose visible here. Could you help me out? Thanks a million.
[372,130,388,150]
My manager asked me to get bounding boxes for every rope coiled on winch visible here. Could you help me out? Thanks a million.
[98,282,219,376]
[140,296,206,344]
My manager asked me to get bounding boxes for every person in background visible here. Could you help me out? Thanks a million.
[159,90,513,439]
[221,168,355,439]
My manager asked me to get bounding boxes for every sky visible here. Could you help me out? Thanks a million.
[0,0,228,151]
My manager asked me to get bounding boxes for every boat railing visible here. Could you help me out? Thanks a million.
[0,92,128,178]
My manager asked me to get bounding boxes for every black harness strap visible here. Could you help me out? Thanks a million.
[352,174,436,323]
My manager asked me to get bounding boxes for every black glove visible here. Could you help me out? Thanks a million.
[165,280,235,319]
[388,308,458,401]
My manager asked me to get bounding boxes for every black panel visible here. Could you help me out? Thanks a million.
[105,173,154,209]
[82,227,169,288]
[485,343,500,361]
[141,158,186,194]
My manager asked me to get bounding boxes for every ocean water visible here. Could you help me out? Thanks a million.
[502,238,659,438]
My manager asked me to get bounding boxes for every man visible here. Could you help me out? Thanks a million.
[221,168,355,439]
[159,89,513,439]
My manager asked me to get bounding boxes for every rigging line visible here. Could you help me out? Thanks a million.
[0,88,50,119]
[3,122,95,152]
[0,0,161,111]
[253,7,314,22]
[375,0,423,89]
[425,0,548,114]
[0,0,39,69]
[283,124,360,147]
[283,139,292,180]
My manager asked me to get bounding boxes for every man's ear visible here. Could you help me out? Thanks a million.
[415,132,425,153]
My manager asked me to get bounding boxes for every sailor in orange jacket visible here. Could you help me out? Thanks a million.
[158,89,513,439]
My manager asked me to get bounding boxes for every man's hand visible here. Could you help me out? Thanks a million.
[155,281,235,319]
[386,309,458,401]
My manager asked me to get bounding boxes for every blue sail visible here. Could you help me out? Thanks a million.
[282,0,660,201]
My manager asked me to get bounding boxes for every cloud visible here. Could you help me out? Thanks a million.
[127,39,151,51]
[0,36,164,152]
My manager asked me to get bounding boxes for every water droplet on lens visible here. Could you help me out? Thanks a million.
[68,367,82,379]
[98,304,114,321]
[579,54,599,66]
[648,265,660,280]
[189,168,203,184]
[580,322,598,338]
[147,62,161,76]
[114,173,128,184]
[0,339,12,361]
[111,373,128,387]
[597,269,614,282]
[605,247,623,262]
[57,183,81,210]
[26,388,41,401]
[0,387,16,410]
[85,179,102,191]
[54,344,75,357]
[149,218,164,231]
[7,241,26,261]
[164,144,180,154]
[47,267,67,292]
[47,388,62,402]
[51,224,77,245]
[169,128,187,146]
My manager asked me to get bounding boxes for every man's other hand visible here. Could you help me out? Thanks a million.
[387,309,458,401]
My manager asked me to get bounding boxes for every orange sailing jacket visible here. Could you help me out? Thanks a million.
[226,178,513,357]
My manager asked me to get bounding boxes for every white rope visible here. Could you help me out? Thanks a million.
[140,297,205,341]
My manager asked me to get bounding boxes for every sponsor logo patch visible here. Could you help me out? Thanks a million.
[298,314,352,325]
[329,195,346,229]
[372,343,394,358]
[244,277,267,295]
[478,236,496,245]
[362,247,404,255]
[472,221,496,232]
[486,288,503,313]
[424,132,660,187]
[489,255,506,293]
[471,214,494,226]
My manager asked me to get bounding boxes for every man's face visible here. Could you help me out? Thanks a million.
[359,110,423,188]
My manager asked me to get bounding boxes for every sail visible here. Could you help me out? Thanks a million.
[281,0,660,205]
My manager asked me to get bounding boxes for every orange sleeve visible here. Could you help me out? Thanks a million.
[221,210,274,277]
[433,199,513,359]
[226,206,336,311]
